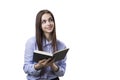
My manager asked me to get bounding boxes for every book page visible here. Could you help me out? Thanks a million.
[34,50,53,56]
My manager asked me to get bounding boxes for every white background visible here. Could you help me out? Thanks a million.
[0,0,120,80]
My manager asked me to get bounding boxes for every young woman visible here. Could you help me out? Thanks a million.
[23,10,67,80]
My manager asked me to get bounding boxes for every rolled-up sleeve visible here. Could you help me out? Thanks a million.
[23,38,41,76]
[54,40,67,77]
[54,57,66,77]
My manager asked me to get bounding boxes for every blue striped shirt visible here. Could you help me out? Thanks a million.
[23,37,67,80]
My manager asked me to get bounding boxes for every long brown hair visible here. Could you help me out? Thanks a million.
[36,10,57,52]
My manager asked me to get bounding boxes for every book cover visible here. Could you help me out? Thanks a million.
[33,48,69,62]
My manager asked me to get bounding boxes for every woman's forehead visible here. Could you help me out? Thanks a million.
[42,13,52,20]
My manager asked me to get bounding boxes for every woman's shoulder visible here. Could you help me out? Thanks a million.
[26,37,36,45]
[57,39,66,49]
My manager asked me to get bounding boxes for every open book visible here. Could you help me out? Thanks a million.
[33,48,69,62]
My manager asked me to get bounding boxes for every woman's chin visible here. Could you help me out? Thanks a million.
[45,31,53,33]
[47,30,53,33]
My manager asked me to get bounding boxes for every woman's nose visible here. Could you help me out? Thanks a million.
[46,20,51,25]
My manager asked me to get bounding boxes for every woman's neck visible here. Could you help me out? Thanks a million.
[44,33,52,41]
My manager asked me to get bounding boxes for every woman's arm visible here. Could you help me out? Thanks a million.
[53,40,67,76]
[51,57,66,77]
[23,38,41,76]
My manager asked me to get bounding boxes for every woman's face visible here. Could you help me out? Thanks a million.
[41,13,54,34]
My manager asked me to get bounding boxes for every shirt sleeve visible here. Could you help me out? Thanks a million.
[54,40,67,76]
[23,37,41,76]
[54,57,67,77]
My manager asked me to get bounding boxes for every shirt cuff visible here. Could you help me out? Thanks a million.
[54,66,64,76]
[32,64,41,75]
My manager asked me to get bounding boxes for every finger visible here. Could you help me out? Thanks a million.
[38,59,47,63]
[46,58,52,62]
[47,58,55,65]
[41,58,51,65]
[44,58,53,66]
[50,58,55,63]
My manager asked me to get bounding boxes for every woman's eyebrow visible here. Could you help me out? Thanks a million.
[42,17,53,21]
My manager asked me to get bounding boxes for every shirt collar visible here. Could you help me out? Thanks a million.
[42,38,52,47]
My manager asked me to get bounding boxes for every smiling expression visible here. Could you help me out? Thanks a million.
[41,13,54,34]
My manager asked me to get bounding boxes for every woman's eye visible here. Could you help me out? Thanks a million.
[42,18,53,24]
[42,20,46,24]
[49,18,53,22]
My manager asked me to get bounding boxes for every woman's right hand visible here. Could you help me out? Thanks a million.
[34,58,51,70]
